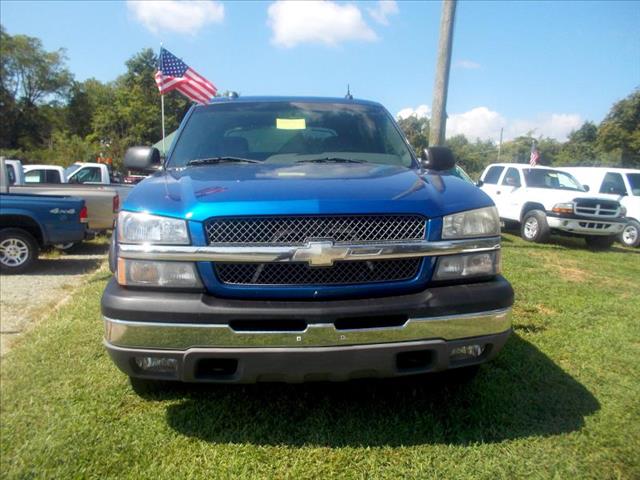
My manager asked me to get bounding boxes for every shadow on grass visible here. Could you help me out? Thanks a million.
[154,334,599,446]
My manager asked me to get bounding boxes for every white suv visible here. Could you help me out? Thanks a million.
[559,167,640,248]
[478,163,627,249]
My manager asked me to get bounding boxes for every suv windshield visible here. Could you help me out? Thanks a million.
[627,173,640,196]
[523,168,584,191]
[168,101,415,168]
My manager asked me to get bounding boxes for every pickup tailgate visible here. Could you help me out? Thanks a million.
[8,185,117,232]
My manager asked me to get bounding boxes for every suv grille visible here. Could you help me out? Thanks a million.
[215,259,422,286]
[574,199,620,218]
[205,215,426,245]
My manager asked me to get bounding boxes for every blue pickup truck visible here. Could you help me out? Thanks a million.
[1,158,87,273]
[102,96,514,386]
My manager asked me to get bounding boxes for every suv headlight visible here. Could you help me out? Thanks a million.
[442,206,500,239]
[118,211,189,245]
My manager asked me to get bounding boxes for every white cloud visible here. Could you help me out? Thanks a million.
[267,1,377,48]
[455,59,481,69]
[447,107,506,140]
[397,105,582,141]
[127,1,224,35]
[367,0,399,26]
[397,104,431,120]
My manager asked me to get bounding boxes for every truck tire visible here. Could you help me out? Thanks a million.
[619,220,640,248]
[0,228,39,274]
[521,210,550,243]
[585,235,616,251]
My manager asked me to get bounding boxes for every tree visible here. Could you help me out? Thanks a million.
[597,89,640,167]
[397,116,429,155]
[0,28,72,106]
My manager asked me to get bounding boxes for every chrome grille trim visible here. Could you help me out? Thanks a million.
[215,259,422,286]
[205,215,427,245]
[574,199,620,218]
[118,236,501,264]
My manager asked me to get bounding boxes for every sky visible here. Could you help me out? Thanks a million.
[2,0,639,142]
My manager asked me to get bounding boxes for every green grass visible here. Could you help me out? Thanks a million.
[1,234,639,479]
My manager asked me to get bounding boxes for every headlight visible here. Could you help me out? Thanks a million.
[442,206,500,239]
[619,206,627,217]
[118,211,189,245]
[552,203,574,214]
[434,251,501,281]
[117,259,202,289]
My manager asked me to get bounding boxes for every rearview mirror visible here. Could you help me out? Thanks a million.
[124,146,161,171]
[583,184,590,192]
[420,146,456,171]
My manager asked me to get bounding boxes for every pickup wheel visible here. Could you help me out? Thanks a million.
[0,228,39,274]
[619,220,640,248]
[585,235,616,251]
[521,210,550,243]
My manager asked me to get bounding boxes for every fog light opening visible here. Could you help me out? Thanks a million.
[133,356,178,374]
[450,344,485,363]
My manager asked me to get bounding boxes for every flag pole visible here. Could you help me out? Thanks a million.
[161,94,166,155]
[159,43,166,156]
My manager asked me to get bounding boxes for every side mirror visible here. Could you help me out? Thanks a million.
[476,179,484,187]
[583,184,590,192]
[420,146,456,171]
[124,147,161,171]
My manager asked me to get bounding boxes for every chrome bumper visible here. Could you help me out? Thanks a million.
[547,217,626,236]
[104,307,512,350]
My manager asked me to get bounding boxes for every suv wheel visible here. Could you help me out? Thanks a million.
[585,235,616,250]
[521,210,550,243]
[619,220,640,248]
[0,228,39,274]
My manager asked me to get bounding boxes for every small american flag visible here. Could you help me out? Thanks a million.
[155,48,217,104]
[530,141,540,166]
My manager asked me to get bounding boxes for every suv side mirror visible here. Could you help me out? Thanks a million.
[420,146,456,171]
[476,179,484,187]
[583,184,590,192]
[124,147,161,171]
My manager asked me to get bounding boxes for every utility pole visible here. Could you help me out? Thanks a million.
[497,127,504,161]
[429,0,457,147]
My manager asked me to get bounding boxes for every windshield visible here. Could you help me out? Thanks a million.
[168,101,415,168]
[523,168,584,191]
[64,164,82,177]
[627,173,640,196]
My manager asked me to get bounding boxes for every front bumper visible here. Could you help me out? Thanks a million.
[546,214,626,236]
[102,276,514,383]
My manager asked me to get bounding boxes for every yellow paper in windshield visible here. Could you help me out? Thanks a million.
[276,118,306,130]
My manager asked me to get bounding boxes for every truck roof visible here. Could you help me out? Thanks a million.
[205,95,383,108]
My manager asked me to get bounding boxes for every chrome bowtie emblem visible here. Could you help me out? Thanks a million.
[292,241,349,267]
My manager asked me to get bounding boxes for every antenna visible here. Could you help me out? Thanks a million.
[345,84,353,100]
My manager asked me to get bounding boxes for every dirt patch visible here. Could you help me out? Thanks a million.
[528,251,592,283]
[0,243,108,357]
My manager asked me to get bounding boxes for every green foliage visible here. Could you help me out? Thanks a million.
[597,89,640,167]
[396,116,429,155]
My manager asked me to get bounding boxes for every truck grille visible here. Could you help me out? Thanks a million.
[574,199,620,218]
[205,215,426,245]
[215,259,422,286]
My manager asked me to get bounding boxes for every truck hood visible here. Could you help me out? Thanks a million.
[123,163,494,222]
[525,188,622,209]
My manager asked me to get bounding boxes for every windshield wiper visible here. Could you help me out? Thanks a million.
[187,156,261,166]
[295,157,367,164]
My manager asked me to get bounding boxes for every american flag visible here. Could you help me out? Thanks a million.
[530,141,540,166]
[155,48,217,104]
